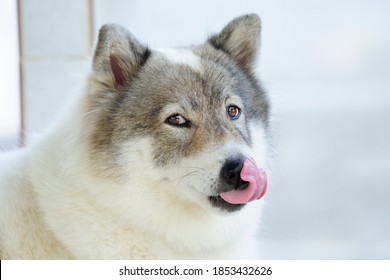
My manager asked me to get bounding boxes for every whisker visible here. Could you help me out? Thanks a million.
[176,166,207,172]
[151,177,170,189]
[151,170,200,189]
[176,171,200,187]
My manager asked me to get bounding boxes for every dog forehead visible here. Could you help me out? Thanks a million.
[134,46,250,113]
[154,48,202,72]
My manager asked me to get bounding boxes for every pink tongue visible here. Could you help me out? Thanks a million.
[220,157,267,204]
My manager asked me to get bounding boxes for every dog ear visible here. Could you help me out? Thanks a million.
[209,14,261,72]
[92,24,150,88]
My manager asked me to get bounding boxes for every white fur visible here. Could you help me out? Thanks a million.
[156,48,202,71]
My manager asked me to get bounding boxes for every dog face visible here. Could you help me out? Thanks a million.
[84,14,270,213]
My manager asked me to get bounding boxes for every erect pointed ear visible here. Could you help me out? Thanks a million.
[92,24,150,89]
[209,14,261,72]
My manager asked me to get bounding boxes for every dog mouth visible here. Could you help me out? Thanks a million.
[208,195,246,212]
[208,157,268,212]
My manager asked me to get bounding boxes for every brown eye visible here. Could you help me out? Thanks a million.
[165,114,190,128]
[227,105,241,120]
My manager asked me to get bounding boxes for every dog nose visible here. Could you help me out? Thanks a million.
[220,158,249,191]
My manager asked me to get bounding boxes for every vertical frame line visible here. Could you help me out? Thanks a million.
[87,0,95,53]
[17,0,25,146]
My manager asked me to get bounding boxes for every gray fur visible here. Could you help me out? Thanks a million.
[93,24,150,88]
[209,14,261,72]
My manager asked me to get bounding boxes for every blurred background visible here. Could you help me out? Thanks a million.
[1,0,389,259]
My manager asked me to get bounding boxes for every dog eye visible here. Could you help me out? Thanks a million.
[165,114,190,128]
[227,105,241,120]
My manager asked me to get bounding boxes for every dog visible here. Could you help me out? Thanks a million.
[0,14,271,259]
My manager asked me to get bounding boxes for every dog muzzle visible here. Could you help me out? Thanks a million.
[220,157,267,204]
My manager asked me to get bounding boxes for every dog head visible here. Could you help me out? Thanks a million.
[84,14,270,214]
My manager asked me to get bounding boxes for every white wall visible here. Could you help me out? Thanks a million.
[20,0,92,134]
[0,1,21,150]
